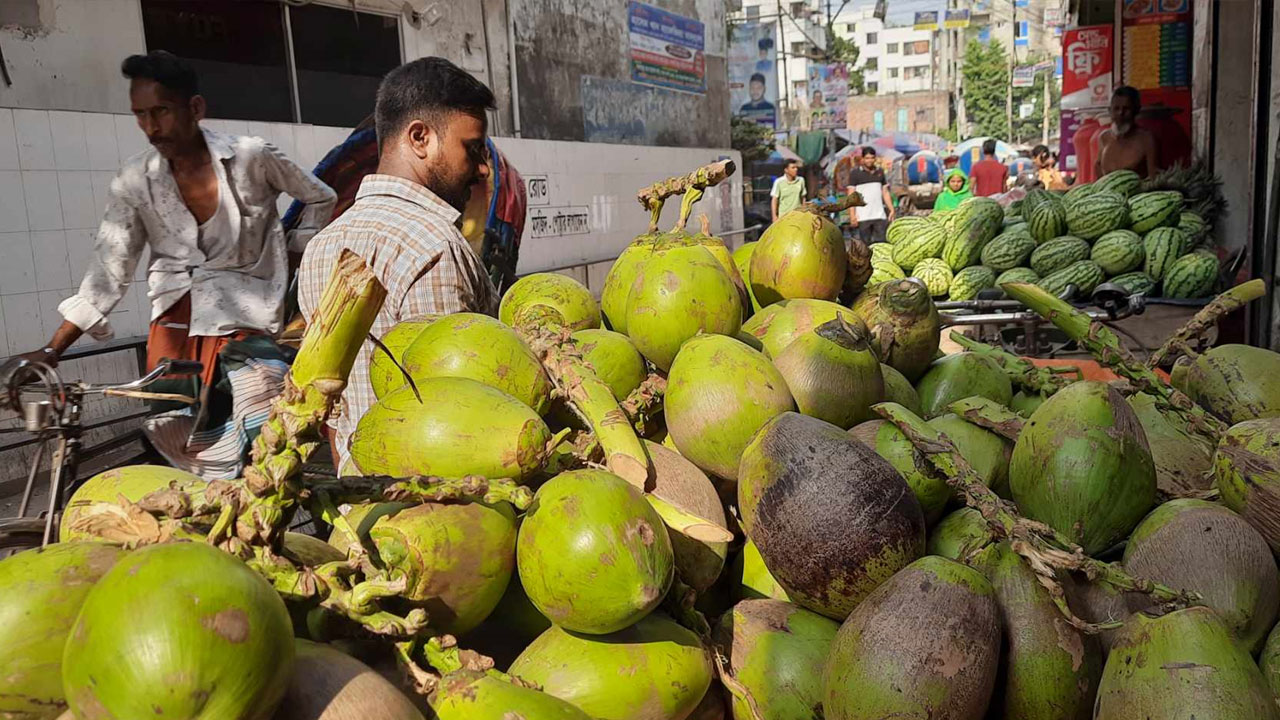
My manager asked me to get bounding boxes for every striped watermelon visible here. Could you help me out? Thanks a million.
[949,266,997,301]
[1090,230,1145,275]
[1162,252,1219,298]
[1109,271,1157,296]
[891,225,947,271]
[1027,199,1067,243]
[942,197,1003,270]
[1129,191,1184,234]
[886,216,934,245]
[868,257,906,286]
[980,232,1038,271]
[1065,190,1130,240]
[1177,211,1208,244]
[996,267,1040,287]
[1030,236,1091,277]
[1143,227,1190,282]
[1038,260,1105,299]
[1021,188,1057,220]
[1094,169,1142,198]
[1005,202,1023,220]
[871,243,895,262]
[912,258,953,297]
[1064,182,1100,204]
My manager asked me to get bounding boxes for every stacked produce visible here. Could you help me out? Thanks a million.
[879,168,1223,301]
[4,160,1280,720]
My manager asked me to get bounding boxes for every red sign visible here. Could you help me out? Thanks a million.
[1122,0,1193,168]
[1061,25,1113,111]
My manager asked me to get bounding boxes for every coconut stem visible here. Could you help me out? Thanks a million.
[1147,278,1266,368]
[948,397,1025,440]
[663,577,712,636]
[874,401,1200,631]
[948,331,1078,395]
[636,159,735,212]
[675,186,704,231]
[308,473,535,510]
[619,373,667,435]
[714,651,767,720]
[1000,282,1226,444]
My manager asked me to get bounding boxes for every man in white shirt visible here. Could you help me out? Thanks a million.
[847,147,895,244]
[770,159,806,221]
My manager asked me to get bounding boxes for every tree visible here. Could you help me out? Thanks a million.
[826,31,866,95]
[731,115,776,164]
[1011,54,1061,145]
[961,39,1011,139]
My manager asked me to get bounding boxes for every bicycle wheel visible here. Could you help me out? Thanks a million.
[0,517,50,553]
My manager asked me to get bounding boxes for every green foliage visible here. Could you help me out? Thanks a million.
[962,39,1010,139]
[731,115,776,164]
[826,31,866,95]
[1012,53,1061,144]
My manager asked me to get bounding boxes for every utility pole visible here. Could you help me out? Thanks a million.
[1042,68,1051,145]
[1006,0,1015,140]
[777,0,790,129]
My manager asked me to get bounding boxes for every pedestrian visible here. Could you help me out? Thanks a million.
[1032,144,1066,190]
[770,159,806,221]
[297,57,501,470]
[1095,85,1159,179]
[848,147,894,244]
[969,139,1009,197]
[933,168,972,212]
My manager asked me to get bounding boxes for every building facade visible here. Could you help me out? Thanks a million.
[846,90,950,135]
[833,7,935,96]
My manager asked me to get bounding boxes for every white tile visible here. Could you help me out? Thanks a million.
[21,171,63,231]
[2,292,45,351]
[57,171,97,229]
[0,232,36,295]
[48,111,89,171]
[37,290,68,338]
[31,230,71,291]
[268,123,298,164]
[293,125,318,169]
[0,109,18,170]
[203,119,248,137]
[82,113,120,171]
[245,122,272,144]
[90,171,115,214]
[13,110,54,170]
[0,296,9,356]
[0,170,29,232]
[67,228,96,285]
[113,114,147,162]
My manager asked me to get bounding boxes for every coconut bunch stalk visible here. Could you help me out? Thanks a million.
[948,331,1079,396]
[1147,278,1266,369]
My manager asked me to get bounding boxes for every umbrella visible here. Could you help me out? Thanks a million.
[953,137,1018,164]
[764,145,804,164]
[1008,157,1036,177]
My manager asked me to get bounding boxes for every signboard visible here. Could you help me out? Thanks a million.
[1019,102,1036,119]
[1061,25,1113,111]
[913,11,939,30]
[528,205,592,239]
[1012,65,1037,88]
[628,2,706,94]
[1122,0,1193,168]
[944,9,971,28]
[1044,7,1065,26]
[526,175,550,206]
[728,22,778,128]
[806,63,849,129]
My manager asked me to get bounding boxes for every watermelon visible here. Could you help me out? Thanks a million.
[1129,191,1184,234]
[1178,211,1207,244]
[1065,191,1130,241]
[949,266,997,301]
[886,216,935,245]
[1027,198,1067,243]
[1003,220,1029,235]
[1162,252,1218,298]
[980,232,1037,272]
[1064,182,1100,204]
[912,258,953,298]
[996,267,1040,287]
[1143,227,1190,282]
[1094,169,1142,198]
[892,225,947,272]
[1005,202,1023,219]
[942,197,1004,271]
[1038,260,1105,299]
[1109,271,1157,296]
[871,243,895,263]
[1030,236,1091,277]
[1021,188,1057,220]
[868,258,906,286]
[1091,230,1145,275]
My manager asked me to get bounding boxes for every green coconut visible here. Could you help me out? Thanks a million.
[850,278,941,382]
[275,640,424,720]
[370,316,439,399]
[349,378,551,481]
[1262,622,1280,700]
[712,599,838,720]
[327,502,414,556]
[508,613,713,720]
[1009,389,1046,417]
[63,542,295,720]
[737,539,790,601]
[823,556,1001,720]
[691,232,752,316]
[930,412,1012,498]
[927,507,996,560]
[1214,417,1280,553]
[499,272,601,332]
[749,206,847,306]
[1178,344,1280,424]
[1009,381,1156,554]
[399,313,552,414]
[0,542,125,720]
[60,465,205,542]
[1060,572,1131,655]
[460,578,552,672]
[517,470,674,634]
[643,439,729,593]
[972,542,1102,720]
[1095,606,1279,720]
[430,670,593,720]
[732,242,763,313]
[879,363,922,414]
[739,412,925,620]
[625,244,743,371]
[281,532,345,567]
[915,353,1014,418]
[601,235,663,334]
[570,329,647,401]
[366,501,518,636]
[1121,499,1278,653]
[1128,392,1215,495]
[772,318,883,429]
[665,334,795,481]
[738,298,866,359]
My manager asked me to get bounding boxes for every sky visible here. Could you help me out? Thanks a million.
[836,0,946,27]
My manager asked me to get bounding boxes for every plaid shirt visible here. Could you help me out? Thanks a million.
[298,174,499,468]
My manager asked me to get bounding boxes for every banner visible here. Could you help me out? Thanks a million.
[806,63,848,129]
[1044,7,1065,26]
[944,9,971,28]
[628,2,706,94]
[1012,65,1037,88]
[729,22,778,128]
[1122,0,1193,168]
[913,11,939,30]
[1061,25,1113,111]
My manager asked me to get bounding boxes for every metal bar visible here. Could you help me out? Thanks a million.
[282,4,303,124]
[58,336,147,362]
[16,439,45,518]
[0,409,150,454]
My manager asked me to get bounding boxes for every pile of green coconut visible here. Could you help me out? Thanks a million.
[5,163,1280,720]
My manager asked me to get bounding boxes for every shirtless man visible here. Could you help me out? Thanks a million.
[1095,86,1159,179]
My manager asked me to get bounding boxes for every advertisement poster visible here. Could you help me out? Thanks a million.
[728,22,778,128]
[806,63,848,129]
[628,2,706,94]
[1121,0,1193,167]
[1061,25,1113,110]
[913,11,939,31]
[944,9,971,29]
[1012,65,1036,88]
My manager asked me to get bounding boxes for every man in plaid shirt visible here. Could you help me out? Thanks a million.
[298,58,500,469]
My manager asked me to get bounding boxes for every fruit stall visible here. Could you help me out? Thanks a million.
[3,158,1280,720]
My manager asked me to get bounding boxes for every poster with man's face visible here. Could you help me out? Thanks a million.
[729,22,778,128]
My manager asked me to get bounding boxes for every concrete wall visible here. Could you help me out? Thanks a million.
[847,91,950,134]
[511,0,730,148]
[1212,0,1259,258]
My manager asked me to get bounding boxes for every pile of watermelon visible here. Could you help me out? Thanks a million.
[880,169,1220,302]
